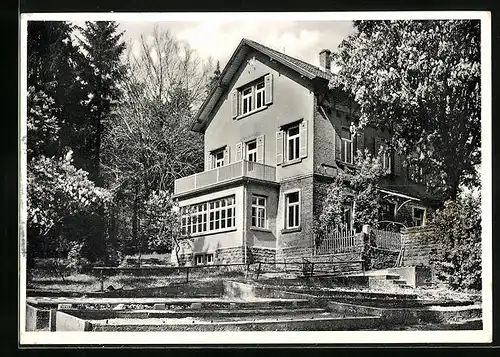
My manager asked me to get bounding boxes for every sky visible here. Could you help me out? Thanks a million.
[115,20,355,70]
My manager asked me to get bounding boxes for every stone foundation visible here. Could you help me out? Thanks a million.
[247,247,276,264]
[176,246,277,266]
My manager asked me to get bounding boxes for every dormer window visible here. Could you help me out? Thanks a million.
[231,74,273,119]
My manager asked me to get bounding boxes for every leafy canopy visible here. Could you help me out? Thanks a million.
[315,150,388,242]
[331,20,481,200]
[428,193,481,290]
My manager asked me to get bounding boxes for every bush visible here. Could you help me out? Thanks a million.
[428,193,481,290]
[66,241,91,274]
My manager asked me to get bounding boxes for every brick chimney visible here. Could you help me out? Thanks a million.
[319,49,331,71]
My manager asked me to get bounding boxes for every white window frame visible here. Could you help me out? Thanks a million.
[341,128,353,164]
[285,191,300,229]
[181,196,236,236]
[251,195,267,229]
[213,149,225,168]
[241,86,253,115]
[286,125,300,162]
[239,79,266,116]
[380,141,392,173]
[412,206,426,227]
[255,80,265,110]
[194,253,214,266]
[246,140,257,162]
[195,254,204,266]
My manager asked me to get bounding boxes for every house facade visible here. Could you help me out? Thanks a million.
[172,39,436,267]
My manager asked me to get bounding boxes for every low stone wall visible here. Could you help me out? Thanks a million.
[369,248,399,270]
[55,311,92,331]
[400,226,441,268]
[388,266,433,287]
[276,246,313,262]
[309,252,364,274]
[26,304,50,331]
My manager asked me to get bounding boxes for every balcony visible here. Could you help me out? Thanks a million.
[174,160,277,196]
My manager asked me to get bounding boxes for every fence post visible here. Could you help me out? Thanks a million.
[256,262,262,280]
[100,269,104,292]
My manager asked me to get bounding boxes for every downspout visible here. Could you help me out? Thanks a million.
[242,180,248,264]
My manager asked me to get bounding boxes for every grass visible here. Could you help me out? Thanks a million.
[27,266,247,293]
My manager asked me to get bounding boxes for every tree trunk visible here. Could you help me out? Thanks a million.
[95,110,102,186]
[132,184,139,255]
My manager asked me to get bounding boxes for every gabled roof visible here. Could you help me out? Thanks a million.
[191,38,335,133]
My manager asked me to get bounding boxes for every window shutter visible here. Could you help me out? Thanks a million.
[224,146,230,165]
[206,152,212,171]
[276,131,283,165]
[355,131,364,156]
[334,128,341,160]
[374,137,382,157]
[236,142,243,161]
[264,73,273,105]
[257,135,265,164]
[394,152,403,176]
[231,90,238,118]
[299,121,308,158]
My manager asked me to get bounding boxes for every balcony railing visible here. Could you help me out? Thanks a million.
[174,160,277,195]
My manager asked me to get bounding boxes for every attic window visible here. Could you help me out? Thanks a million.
[231,74,273,118]
[241,79,264,115]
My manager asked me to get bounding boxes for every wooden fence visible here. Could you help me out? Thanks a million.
[315,225,363,255]
[371,228,402,251]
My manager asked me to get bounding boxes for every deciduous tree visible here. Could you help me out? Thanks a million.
[331,20,481,200]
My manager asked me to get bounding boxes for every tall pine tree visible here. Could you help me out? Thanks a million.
[75,21,127,186]
[27,21,86,159]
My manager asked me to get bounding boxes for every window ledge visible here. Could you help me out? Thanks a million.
[281,227,302,234]
[281,158,303,167]
[336,159,355,168]
[250,227,272,233]
[182,227,237,238]
[235,105,268,120]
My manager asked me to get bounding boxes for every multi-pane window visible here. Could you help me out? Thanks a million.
[255,81,265,110]
[181,196,236,236]
[342,204,353,231]
[240,79,266,116]
[341,128,353,164]
[285,191,300,229]
[412,207,426,227]
[195,253,214,266]
[380,141,392,173]
[251,195,267,229]
[246,140,257,162]
[286,125,300,162]
[241,87,253,115]
[380,201,397,221]
[213,149,224,168]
